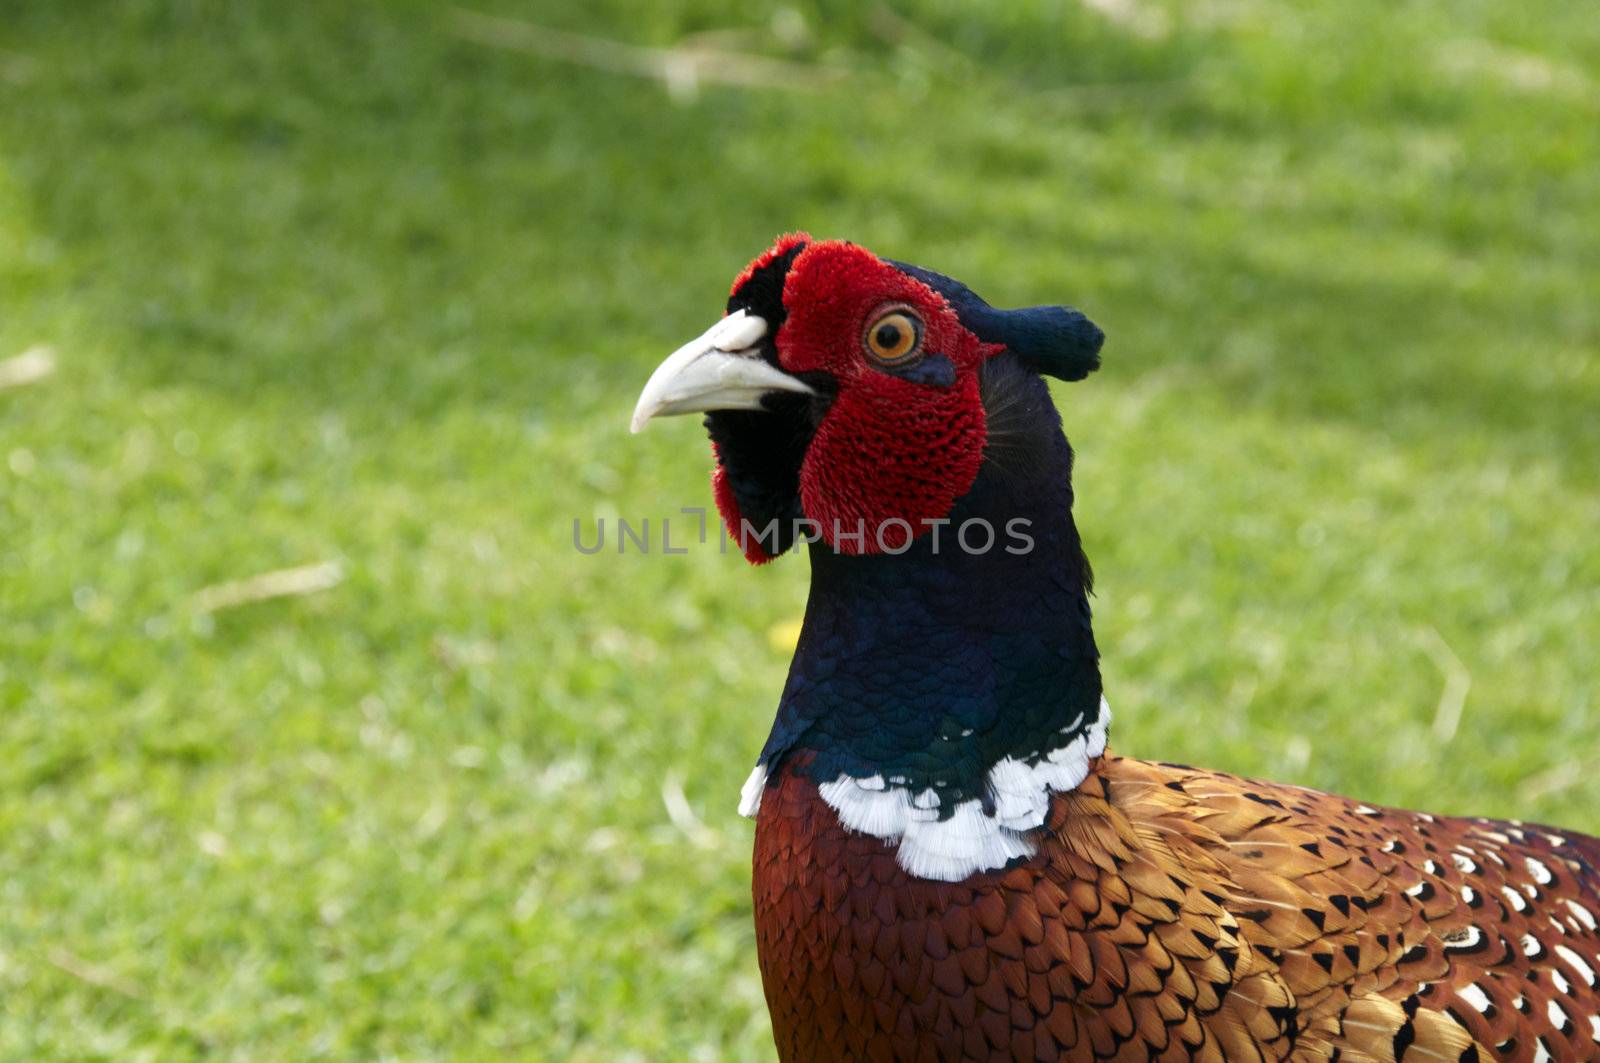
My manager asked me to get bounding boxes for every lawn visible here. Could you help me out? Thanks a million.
[0,0,1596,1057]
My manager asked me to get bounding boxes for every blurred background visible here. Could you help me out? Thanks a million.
[1,0,1596,1057]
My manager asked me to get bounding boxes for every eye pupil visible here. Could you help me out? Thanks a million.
[875,324,901,349]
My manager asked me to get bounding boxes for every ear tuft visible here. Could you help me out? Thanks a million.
[888,260,1103,382]
[988,304,1103,382]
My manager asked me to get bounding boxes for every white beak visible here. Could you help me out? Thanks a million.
[630,309,814,433]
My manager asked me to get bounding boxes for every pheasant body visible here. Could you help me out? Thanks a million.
[754,755,1600,1061]
[630,234,1600,1061]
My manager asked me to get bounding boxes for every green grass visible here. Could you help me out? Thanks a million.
[1,0,1596,1056]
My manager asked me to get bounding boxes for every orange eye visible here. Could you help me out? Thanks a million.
[863,308,923,365]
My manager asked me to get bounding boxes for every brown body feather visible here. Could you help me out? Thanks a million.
[753,754,1600,1061]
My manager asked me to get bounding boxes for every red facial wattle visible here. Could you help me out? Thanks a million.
[773,241,1000,553]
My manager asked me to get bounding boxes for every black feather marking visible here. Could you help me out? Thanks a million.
[1392,1018,1416,1059]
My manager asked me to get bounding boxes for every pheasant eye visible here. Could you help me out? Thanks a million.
[863,308,923,365]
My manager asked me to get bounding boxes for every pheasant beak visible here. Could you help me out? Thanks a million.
[630,309,813,433]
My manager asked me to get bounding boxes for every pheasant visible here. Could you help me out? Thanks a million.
[630,233,1600,1061]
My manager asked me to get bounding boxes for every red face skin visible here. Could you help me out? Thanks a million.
[713,235,1002,559]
